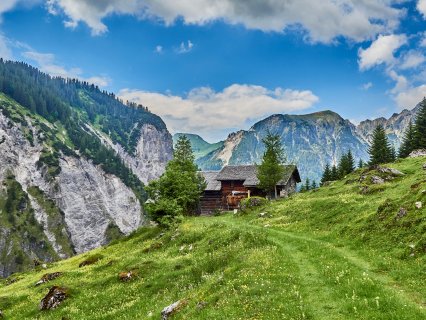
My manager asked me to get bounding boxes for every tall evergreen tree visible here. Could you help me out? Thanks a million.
[257,132,286,199]
[368,125,394,165]
[321,163,332,185]
[398,120,416,158]
[414,98,426,149]
[304,178,311,192]
[331,165,339,181]
[311,180,317,190]
[358,159,364,169]
[146,135,206,221]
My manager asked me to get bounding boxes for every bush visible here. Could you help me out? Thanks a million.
[145,198,183,227]
[240,196,268,211]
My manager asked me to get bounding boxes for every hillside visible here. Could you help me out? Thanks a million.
[0,61,173,277]
[0,156,424,319]
[173,133,224,159]
[195,107,418,182]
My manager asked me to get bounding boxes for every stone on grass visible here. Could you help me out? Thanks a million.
[396,208,407,219]
[423,163,426,170]
[161,300,182,320]
[39,286,68,310]
[35,272,63,286]
[409,149,426,158]
[377,166,404,176]
[196,301,207,310]
[0,309,3,318]
[371,176,385,184]
[258,212,267,218]
[415,202,422,209]
[119,270,137,282]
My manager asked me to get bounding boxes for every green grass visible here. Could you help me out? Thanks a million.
[0,157,425,319]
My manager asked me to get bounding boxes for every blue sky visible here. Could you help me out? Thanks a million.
[1,1,426,141]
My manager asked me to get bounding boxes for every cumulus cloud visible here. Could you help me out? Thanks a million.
[394,84,426,109]
[46,0,403,43]
[417,0,426,18]
[23,50,110,87]
[399,50,426,69]
[358,34,407,70]
[118,84,319,140]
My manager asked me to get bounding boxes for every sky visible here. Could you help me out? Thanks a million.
[1,1,426,141]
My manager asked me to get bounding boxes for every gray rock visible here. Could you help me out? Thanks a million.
[396,208,407,219]
[409,149,426,158]
[0,309,3,318]
[377,166,404,176]
[423,163,426,170]
[371,176,385,184]
[415,202,422,209]
[161,301,182,320]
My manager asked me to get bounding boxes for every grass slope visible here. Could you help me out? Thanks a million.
[0,157,425,319]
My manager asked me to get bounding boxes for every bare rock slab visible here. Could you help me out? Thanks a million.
[35,272,63,286]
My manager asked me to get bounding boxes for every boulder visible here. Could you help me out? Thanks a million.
[371,176,385,184]
[423,163,426,170]
[161,300,182,320]
[39,286,68,310]
[415,202,422,209]
[396,208,407,219]
[409,149,426,158]
[35,272,63,286]
[377,167,404,176]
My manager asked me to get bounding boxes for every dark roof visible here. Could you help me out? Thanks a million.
[199,171,221,191]
[216,165,301,186]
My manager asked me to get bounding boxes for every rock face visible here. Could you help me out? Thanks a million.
[196,106,420,182]
[0,107,158,275]
[86,123,173,184]
[198,111,369,182]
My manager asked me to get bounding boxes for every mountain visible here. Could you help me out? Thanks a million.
[173,133,224,159]
[0,61,173,277]
[195,107,419,182]
[1,156,424,318]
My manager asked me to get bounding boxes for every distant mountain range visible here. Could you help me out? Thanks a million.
[174,104,420,183]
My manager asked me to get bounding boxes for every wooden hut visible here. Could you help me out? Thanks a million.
[199,164,301,213]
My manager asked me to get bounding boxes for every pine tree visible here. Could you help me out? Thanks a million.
[331,165,339,181]
[337,150,355,178]
[398,120,416,158]
[304,178,311,192]
[368,125,393,165]
[414,98,426,149]
[321,163,332,185]
[257,132,286,199]
[346,150,355,173]
[146,135,206,221]
[311,180,317,190]
[358,159,364,168]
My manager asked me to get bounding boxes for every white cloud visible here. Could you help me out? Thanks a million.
[47,0,404,43]
[22,50,110,87]
[118,84,319,140]
[417,0,426,18]
[154,45,163,54]
[388,69,408,94]
[362,82,373,90]
[0,34,12,59]
[358,34,407,70]
[399,50,426,69]
[175,40,193,54]
[394,84,426,109]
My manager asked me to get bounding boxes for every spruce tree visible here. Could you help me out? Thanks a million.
[311,180,317,190]
[414,98,426,149]
[257,132,286,199]
[398,120,416,158]
[321,163,332,185]
[331,165,339,181]
[368,125,393,165]
[358,159,364,168]
[304,178,311,192]
[347,150,355,173]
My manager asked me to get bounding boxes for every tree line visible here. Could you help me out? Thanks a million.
[320,98,426,185]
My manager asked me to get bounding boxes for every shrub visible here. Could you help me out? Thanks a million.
[240,196,268,211]
[145,198,183,227]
